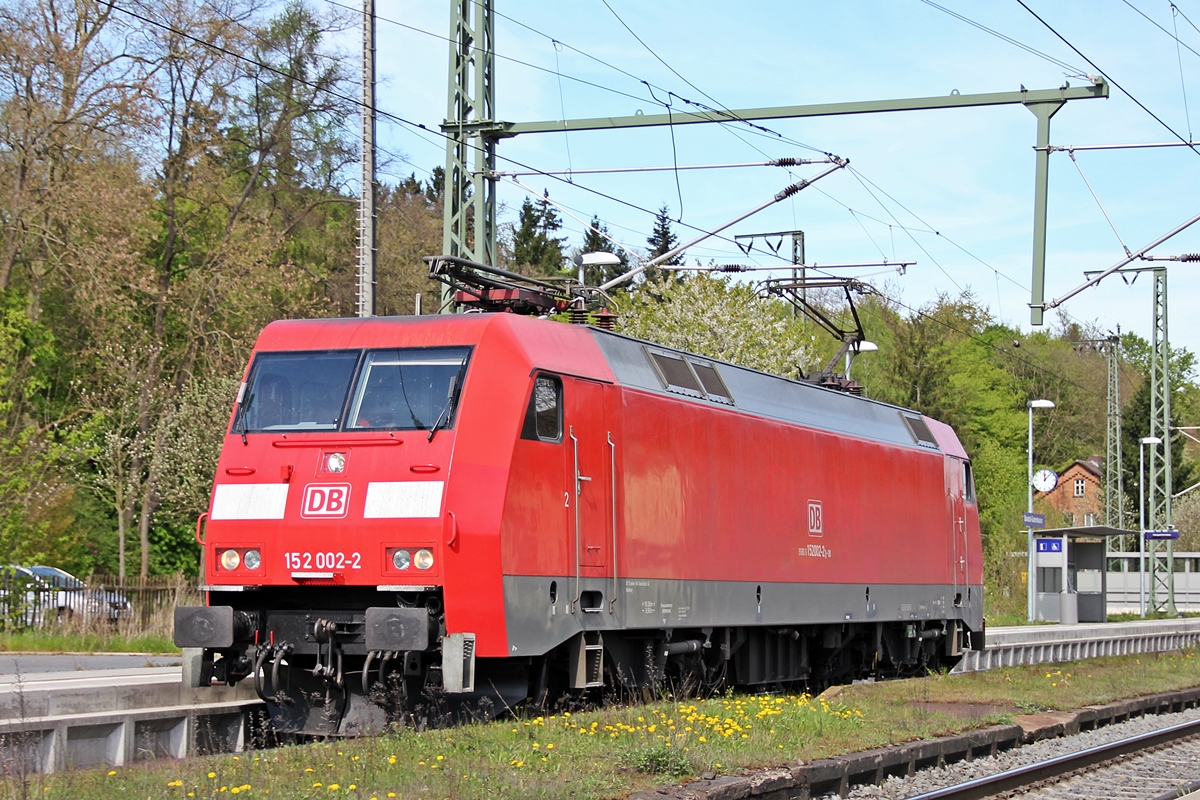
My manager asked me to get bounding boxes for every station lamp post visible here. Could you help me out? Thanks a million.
[1139,435,1162,617]
[845,340,878,380]
[1027,399,1055,622]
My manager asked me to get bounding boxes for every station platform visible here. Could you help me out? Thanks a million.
[953,617,1200,673]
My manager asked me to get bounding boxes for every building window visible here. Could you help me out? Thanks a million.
[1084,513,1096,526]
[1074,478,1086,497]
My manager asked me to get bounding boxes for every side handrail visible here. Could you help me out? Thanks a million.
[570,426,581,612]
[609,432,618,614]
[194,512,208,546]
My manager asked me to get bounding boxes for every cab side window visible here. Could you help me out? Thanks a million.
[963,461,976,504]
[521,374,562,442]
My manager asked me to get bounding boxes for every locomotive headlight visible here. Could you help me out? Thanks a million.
[324,452,346,473]
[242,549,261,571]
[219,549,241,571]
[392,549,411,570]
[414,549,434,570]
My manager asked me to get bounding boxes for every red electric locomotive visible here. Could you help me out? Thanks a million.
[175,312,984,735]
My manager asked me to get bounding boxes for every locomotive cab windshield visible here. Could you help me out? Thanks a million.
[235,346,471,434]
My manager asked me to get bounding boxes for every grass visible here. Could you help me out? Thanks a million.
[9,648,1199,800]
[0,628,179,654]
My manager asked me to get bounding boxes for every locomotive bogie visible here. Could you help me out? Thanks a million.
[175,314,984,735]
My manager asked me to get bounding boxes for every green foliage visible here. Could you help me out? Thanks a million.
[621,744,693,776]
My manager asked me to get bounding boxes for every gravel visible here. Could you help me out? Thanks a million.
[846,706,1200,799]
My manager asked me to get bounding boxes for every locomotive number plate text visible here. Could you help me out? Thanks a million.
[284,551,362,570]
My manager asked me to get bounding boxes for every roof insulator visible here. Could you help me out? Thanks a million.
[593,307,618,330]
[1179,253,1200,262]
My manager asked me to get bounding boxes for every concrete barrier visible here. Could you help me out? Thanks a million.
[0,667,262,773]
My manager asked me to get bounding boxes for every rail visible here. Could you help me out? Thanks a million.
[905,717,1200,800]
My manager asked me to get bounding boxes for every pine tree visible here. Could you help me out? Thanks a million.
[646,205,682,263]
[512,198,542,268]
[579,215,629,285]
[511,191,566,275]
[645,205,683,283]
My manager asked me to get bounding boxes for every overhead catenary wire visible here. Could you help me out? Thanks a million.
[1066,150,1132,256]
[1173,2,1193,140]
[100,0,833,269]
[1018,0,1200,156]
[916,0,1089,77]
[372,0,1088,320]
[115,0,1130,399]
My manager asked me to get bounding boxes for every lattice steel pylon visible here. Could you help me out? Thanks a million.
[441,0,496,296]
[1105,333,1123,534]
[1147,268,1176,614]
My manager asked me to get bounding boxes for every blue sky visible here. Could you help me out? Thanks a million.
[356,1,1200,362]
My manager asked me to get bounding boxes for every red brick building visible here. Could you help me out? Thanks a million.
[1035,458,1104,527]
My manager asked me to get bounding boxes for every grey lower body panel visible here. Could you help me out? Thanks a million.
[502,575,984,657]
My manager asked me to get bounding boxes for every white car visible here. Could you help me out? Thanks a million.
[26,566,132,623]
[0,565,45,627]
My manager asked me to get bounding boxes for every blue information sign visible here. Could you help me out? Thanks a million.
[1145,530,1180,541]
[1023,511,1046,528]
[1036,539,1063,553]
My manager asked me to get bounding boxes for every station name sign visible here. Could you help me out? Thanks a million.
[1145,530,1180,541]
[1023,511,1046,529]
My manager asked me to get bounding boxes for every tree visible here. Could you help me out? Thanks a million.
[511,191,565,275]
[376,172,444,316]
[644,205,682,283]
[619,274,814,377]
[577,215,629,285]
[1120,376,1195,521]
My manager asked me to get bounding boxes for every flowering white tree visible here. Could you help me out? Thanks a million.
[617,274,817,377]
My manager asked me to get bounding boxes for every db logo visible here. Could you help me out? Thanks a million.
[807,500,823,536]
[301,483,351,518]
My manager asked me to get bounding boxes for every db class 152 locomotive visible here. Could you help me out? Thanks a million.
[175,312,984,736]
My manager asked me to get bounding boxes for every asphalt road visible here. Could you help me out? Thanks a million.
[0,652,182,675]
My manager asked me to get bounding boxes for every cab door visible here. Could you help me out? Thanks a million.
[564,378,612,607]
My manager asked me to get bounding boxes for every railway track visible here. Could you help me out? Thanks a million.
[902,716,1200,799]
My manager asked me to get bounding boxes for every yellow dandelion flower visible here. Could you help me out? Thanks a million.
[436,755,444,761]
[208,773,216,779]
[328,784,339,790]
[306,768,314,773]
[545,744,553,750]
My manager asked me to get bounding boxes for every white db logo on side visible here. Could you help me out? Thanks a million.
[807,500,823,536]
[301,483,351,518]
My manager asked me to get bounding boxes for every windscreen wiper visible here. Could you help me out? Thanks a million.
[427,364,466,443]
[235,389,255,446]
